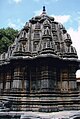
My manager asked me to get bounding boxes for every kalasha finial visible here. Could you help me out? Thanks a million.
[43,6,46,12]
[41,6,46,16]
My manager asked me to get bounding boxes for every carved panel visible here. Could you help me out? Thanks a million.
[35,22,41,29]
[69,81,77,90]
[34,31,40,39]
[52,22,57,31]
[33,41,39,51]
[62,81,68,91]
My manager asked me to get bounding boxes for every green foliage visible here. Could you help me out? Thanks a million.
[0,27,18,54]
[0,36,12,53]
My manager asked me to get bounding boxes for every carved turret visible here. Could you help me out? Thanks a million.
[63,33,78,58]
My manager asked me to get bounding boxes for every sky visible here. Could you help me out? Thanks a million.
[0,0,80,77]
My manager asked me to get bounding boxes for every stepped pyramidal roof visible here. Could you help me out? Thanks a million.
[0,6,78,64]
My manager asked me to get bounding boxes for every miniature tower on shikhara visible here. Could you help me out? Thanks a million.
[0,6,80,112]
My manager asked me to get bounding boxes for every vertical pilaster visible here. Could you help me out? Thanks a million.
[48,66,57,91]
[68,64,77,91]
[30,66,36,93]
[23,66,30,93]
[60,68,69,91]
[5,70,11,92]
[40,65,49,92]
[0,72,4,93]
[12,66,23,92]
[40,65,57,92]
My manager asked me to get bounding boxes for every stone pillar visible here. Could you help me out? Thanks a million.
[12,65,30,93]
[12,66,23,91]
[57,68,61,90]
[60,64,77,91]
[60,68,69,91]
[23,66,30,93]
[48,67,57,91]
[40,65,57,92]
[68,64,77,91]
[0,72,4,93]
[5,70,11,92]
[36,66,41,92]
[40,65,49,92]
[30,66,36,93]
[0,70,7,94]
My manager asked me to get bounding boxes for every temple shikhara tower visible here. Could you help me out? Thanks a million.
[0,7,80,112]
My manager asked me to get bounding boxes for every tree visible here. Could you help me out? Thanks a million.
[0,36,12,53]
[0,27,18,53]
[0,28,5,39]
[5,27,18,42]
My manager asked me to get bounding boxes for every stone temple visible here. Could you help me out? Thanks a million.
[0,6,80,112]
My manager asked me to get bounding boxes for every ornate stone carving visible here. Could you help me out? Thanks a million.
[0,6,80,112]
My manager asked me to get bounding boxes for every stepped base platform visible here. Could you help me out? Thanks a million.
[0,111,80,119]
[0,91,80,112]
